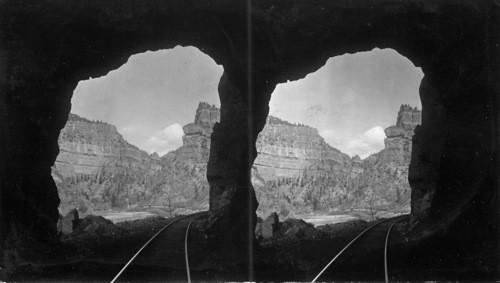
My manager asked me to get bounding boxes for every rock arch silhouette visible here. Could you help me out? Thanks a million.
[1,0,497,268]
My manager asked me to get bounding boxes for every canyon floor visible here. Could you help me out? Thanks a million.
[4,213,496,282]
[95,207,374,225]
[5,214,379,282]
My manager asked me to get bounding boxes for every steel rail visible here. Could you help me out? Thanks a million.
[384,216,407,283]
[184,213,207,283]
[109,212,206,283]
[311,216,406,282]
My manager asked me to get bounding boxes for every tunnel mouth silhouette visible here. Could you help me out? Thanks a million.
[253,48,423,223]
[53,46,222,229]
[56,46,425,231]
[1,1,497,277]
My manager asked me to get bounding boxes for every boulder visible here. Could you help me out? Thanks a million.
[57,209,79,235]
[317,219,367,234]
[276,218,323,239]
[74,215,125,236]
[261,212,280,239]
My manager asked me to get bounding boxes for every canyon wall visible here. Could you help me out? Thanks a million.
[254,116,356,181]
[257,104,421,217]
[346,105,422,215]
[53,102,421,219]
[167,102,363,185]
[52,114,164,215]
[54,113,160,178]
[53,113,212,216]
[166,102,219,168]
[380,104,421,164]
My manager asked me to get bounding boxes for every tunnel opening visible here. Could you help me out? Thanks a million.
[52,46,223,232]
[1,1,497,280]
[253,48,424,226]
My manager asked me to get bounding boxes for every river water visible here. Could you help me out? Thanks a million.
[300,215,360,227]
[99,211,360,226]
[98,211,156,223]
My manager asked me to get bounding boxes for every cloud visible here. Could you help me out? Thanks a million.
[143,123,184,156]
[305,104,327,117]
[343,126,386,158]
[322,126,386,159]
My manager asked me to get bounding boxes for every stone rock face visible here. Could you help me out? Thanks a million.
[2,0,496,272]
[377,105,421,172]
[52,114,212,216]
[170,103,218,168]
[164,103,421,217]
[169,103,417,219]
[275,218,323,239]
[195,102,220,126]
[396,105,421,130]
[74,215,125,236]
[149,152,162,173]
[53,114,160,179]
[254,116,354,181]
[205,74,274,252]
[53,103,421,223]
[261,212,280,239]
[57,209,79,235]
[346,105,421,214]
[52,114,169,215]
[380,105,421,165]
[256,105,421,218]
[52,103,419,222]
[350,156,364,178]
[170,103,360,184]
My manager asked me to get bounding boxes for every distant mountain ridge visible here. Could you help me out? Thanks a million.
[255,104,420,217]
[53,103,420,219]
[254,114,357,183]
[54,113,161,179]
[164,102,361,181]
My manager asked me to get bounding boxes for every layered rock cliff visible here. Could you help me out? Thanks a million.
[256,104,421,218]
[54,114,160,178]
[53,111,213,216]
[166,103,363,184]
[379,104,421,165]
[53,103,420,219]
[165,103,218,168]
[254,116,357,181]
[346,105,421,215]
[163,102,419,218]
[52,114,164,215]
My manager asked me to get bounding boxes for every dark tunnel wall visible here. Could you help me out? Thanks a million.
[0,0,498,269]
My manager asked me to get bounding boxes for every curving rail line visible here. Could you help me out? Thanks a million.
[110,211,208,283]
[311,215,409,283]
[384,217,406,282]
[184,213,206,282]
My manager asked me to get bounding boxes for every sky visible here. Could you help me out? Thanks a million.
[71,46,423,158]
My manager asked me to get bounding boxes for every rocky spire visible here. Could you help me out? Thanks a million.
[194,102,220,125]
[396,104,421,130]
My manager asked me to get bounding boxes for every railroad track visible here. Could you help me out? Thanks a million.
[110,211,208,283]
[312,215,409,282]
